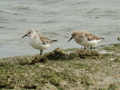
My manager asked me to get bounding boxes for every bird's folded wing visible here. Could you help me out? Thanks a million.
[85,33,101,41]
[39,35,51,44]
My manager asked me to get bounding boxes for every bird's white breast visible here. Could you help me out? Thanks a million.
[88,40,101,46]
[28,36,50,50]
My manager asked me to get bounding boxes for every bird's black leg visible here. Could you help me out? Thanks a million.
[40,49,43,55]
[93,47,96,50]
[84,46,87,50]
[90,46,93,50]
[90,46,96,50]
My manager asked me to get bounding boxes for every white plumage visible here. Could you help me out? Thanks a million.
[22,30,57,55]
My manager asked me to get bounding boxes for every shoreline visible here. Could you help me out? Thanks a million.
[0,44,120,89]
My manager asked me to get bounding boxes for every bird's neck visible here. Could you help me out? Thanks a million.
[30,33,39,40]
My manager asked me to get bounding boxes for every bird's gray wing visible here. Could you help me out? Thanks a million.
[38,33,51,44]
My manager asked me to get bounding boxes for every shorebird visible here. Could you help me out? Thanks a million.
[68,31,104,49]
[22,30,57,55]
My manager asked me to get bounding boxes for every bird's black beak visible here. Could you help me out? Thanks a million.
[68,36,73,42]
[22,31,31,38]
[22,34,28,38]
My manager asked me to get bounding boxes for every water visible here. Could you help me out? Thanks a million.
[0,0,120,57]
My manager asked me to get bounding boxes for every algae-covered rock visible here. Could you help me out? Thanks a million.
[0,44,120,89]
[46,48,68,60]
[46,48,101,60]
[76,49,100,58]
[117,37,120,41]
[103,44,120,54]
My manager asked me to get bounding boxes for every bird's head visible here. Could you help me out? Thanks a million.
[22,30,38,38]
[68,32,77,42]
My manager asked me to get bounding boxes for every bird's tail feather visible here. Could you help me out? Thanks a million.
[100,37,104,40]
[51,40,57,43]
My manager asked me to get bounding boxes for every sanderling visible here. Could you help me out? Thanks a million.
[22,30,57,55]
[68,31,104,49]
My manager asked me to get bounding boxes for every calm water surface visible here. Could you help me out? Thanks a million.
[0,0,120,57]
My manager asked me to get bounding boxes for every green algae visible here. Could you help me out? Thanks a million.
[104,44,120,53]
[117,37,120,41]
[0,44,120,89]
